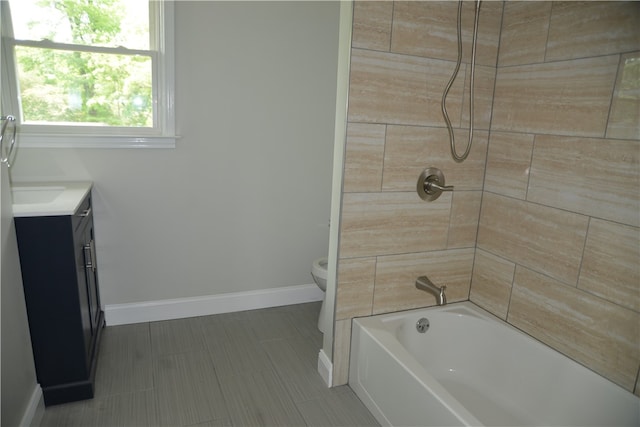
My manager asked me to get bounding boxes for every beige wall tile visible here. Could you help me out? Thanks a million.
[390,1,452,61]
[607,52,640,141]
[498,1,551,67]
[336,0,640,395]
[343,123,386,193]
[347,49,465,126]
[471,0,503,67]
[461,64,497,131]
[390,1,501,67]
[447,191,482,249]
[484,132,534,200]
[546,1,640,62]
[477,193,589,285]
[492,55,619,137]
[508,266,640,392]
[391,1,451,60]
[331,319,352,387]
[339,192,451,258]
[528,135,640,227]
[352,1,393,51]
[381,126,487,192]
[336,257,376,321]
[579,219,640,312]
[469,249,515,320]
[372,249,474,314]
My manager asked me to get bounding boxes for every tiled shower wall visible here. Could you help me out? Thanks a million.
[471,1,640,395]
[332,0,502,385]
[333,0,640,393]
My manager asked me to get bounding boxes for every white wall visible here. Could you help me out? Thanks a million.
[10,1,340,307]
[2,2,41,425]
[1,167,41,427]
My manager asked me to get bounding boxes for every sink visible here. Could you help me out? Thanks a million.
[11,181,93,217]
[12,186,66,205]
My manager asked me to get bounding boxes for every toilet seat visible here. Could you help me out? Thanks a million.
[311,257,328,284]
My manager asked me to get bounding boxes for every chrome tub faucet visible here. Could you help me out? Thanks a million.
[416,276,447,306]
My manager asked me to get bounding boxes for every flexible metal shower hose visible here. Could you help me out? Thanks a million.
[441,0,482,163]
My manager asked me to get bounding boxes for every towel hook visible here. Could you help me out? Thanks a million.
[0,115,17,167]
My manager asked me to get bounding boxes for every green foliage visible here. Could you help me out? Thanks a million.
[16,0,152,127]
[38,0,122,44]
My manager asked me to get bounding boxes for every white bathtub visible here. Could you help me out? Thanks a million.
[349,302,640,426]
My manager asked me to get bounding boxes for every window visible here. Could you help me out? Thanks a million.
[1,0,175,148]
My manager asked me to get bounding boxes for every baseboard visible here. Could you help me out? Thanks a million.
[20,384,44,427]
[317,348,333,387]
[105,283,324,326]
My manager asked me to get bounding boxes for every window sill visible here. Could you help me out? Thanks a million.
[17,133,178,149]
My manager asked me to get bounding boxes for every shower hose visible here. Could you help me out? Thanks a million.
[441,0,482,163]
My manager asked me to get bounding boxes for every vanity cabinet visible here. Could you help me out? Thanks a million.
[15,189,104,406]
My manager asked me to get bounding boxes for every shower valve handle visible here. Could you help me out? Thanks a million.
[417,167,454,202]
[424,178,454,193]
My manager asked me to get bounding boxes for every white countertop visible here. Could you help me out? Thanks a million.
[12,181,93,217]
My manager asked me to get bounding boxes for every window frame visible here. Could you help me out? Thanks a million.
[1,0,176,149]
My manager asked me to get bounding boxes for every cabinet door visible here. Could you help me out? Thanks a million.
[75,221,93,363]
[83,221,100,335]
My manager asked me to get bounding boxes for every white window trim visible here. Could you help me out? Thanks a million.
[1,0,177,149]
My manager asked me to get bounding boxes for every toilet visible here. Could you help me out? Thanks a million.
[311,257,328,333]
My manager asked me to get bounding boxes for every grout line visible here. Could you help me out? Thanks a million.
[388,1,395,53]
[370,256,378,317]
[542,1,553,63]
[603,53,624,139]
[524,134,535,201]
[575,217,592,289]
[379,124,388,192]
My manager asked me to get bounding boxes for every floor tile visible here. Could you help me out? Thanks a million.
[153,351,228,426]
[99,322,151,357]
[150,317,207,356]
[84,390,157,427]
[186,418,233,427]
[94,324,153,398]
[218,369,306,426]
[262,337,332,403]
[284,302,324,343]
[41,302,378,427]
[297,386,380,427]
[203,316,275,379]
[40,399,90,427]
[242,305,306,342]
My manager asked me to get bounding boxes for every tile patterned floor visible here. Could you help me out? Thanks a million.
[40,302,380,427]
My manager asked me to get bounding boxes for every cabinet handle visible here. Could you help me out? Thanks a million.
[84,240,97,273]
[78,207,92,217]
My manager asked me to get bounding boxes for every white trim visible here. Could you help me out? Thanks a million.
[322,0,354,361]
[17,134,178,149]
[156,0,176,139]
[12,38,153,57]
[105,283,324,326]
[317,348,334,388]
[19,384,44,427]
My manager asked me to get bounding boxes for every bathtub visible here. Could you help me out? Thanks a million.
[349,302,640,426]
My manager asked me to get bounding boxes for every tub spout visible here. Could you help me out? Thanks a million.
[416,276,447,305]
